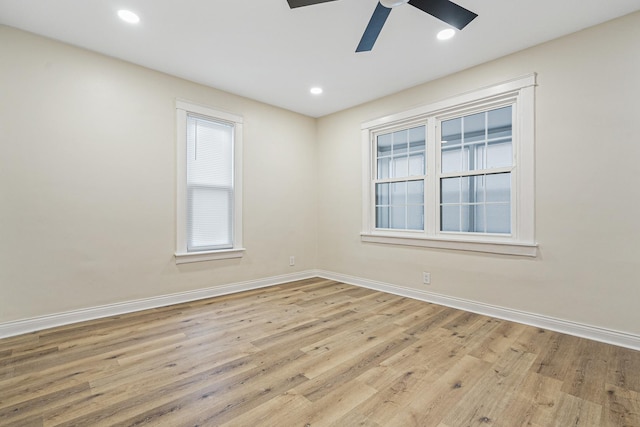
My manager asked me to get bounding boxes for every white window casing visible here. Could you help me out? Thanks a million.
[361,74,537,257]
[175,100,245,264]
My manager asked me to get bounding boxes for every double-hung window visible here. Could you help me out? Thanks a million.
[362,75,537,256]
[175,101,244,264]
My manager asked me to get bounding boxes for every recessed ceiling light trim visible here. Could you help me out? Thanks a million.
[437,28,456,40]
[118,10,140,24]
[310,87,323,95]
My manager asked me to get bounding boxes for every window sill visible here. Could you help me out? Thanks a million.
[175,248,246,264]
[361,233,537,257]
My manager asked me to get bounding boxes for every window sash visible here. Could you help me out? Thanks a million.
[185,114,235,252]
[373,124,427,232]
[187,185,234,251]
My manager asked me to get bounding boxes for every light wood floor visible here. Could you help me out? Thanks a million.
[1,278,639,426]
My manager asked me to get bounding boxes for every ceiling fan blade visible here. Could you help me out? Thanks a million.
[286,0,337,8]
[356,2,392,52]
[408,0,477,30]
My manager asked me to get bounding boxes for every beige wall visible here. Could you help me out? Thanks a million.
[0,25,318,323]
[2,11,639,336]
[316,11,640,335]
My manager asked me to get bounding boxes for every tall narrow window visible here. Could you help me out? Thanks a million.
[176,101,244,263]
[187,115,234,251]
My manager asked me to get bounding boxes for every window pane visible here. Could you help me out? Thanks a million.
[377,157,390,179]
[390,182,406,205]
[486,173,511,202]
[488,106,512,139]
[390,206,406,229]
[392,155,409,178]
[473,175,485,203]
[441,146,462,174]
[409,126,426,152]
[473,205,486,233]
[407,180,424,204]
[407,205,424,230]
[460,176,471,204]
[460,204,471,232]
[375,183,389,205]
[441,205,460,232]
[409,152,425,176]
[486,140,512,169]
[440,177,460,204]
[376,206,390,228]
[377,133,392,157]
[393,129,408,156]
[486,203,511,234]
[442,117,461,144]
[464,141,485,171]
[463,112,485,144]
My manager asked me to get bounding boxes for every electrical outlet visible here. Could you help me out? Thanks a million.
[289,256,295,266]
[423,272,431,285]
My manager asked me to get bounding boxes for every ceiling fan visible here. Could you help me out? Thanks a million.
[286,0,478,52]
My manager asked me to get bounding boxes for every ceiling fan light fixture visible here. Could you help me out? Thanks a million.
[437,28,456,40]
[380,0,409,8]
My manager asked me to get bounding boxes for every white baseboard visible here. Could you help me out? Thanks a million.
[317,270,640,351]
[0,271,317,339]
[2,269,639,351]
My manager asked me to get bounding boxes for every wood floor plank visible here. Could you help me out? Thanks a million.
[46,354,260,426]
[562,337,611,405]
[500,371,564,426]
[468,319,529,363]
[0,277,638,426]
[382,355,491,426]
[0,383,92,426]
[533,332,582,380]
[441,346,538,426]
[603,384,640,426]
[299,319,407,379]
[551,392,603,426]
[293,334,416,402]
[607,345,640,394]
[219,393,312,427]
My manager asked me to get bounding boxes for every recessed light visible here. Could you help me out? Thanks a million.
[118,10,140,24]
[310,87,323,95]
[437,28,455,40]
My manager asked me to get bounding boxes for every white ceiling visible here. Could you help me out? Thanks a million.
[1,0,639,117]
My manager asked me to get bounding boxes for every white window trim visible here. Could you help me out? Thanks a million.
[175,100,245,264]
[361,74,537,257]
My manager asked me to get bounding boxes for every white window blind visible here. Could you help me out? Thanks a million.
[186,114,234,251]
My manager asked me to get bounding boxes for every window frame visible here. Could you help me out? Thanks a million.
[175,100,245,264]
[361,74,537,257]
